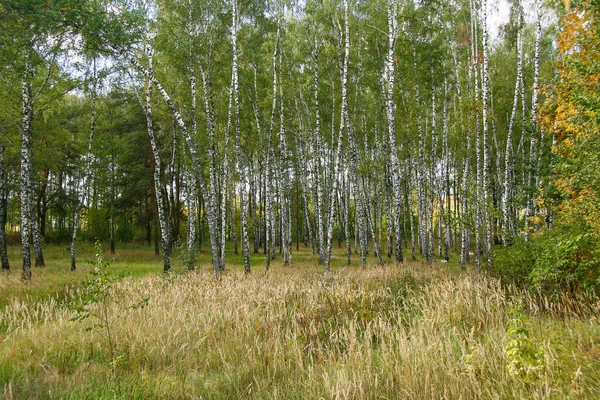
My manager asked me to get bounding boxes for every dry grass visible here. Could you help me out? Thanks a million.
[1,261,599,399]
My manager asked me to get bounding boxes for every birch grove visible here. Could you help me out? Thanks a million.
[0,0,560,280]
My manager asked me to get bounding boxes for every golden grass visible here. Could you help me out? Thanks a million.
[1,262,599,399]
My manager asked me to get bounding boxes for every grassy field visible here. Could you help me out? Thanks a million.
[1,242,599,399]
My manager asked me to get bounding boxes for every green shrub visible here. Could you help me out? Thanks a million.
[489,238,536,287]
[531,226,600,295]
[491,225,600,296]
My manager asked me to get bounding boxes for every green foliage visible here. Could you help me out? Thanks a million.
[488,238,536,287]
[504,302,546,383]
[530,224,600,295]
[530,3,600,295]
[491,221,600,295]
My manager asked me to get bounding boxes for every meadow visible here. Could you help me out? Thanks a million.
[1,242,599,399]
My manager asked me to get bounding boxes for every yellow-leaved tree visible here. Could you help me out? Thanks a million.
[536,1,600,293]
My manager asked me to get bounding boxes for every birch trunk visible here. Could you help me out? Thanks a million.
[385,166,393,258]
[324,0,350,272]
[0,144,9,271]
[186,61,199,269]
[20,56,45,269]
[428,86,437,263]
[503,30,523,246]
[312,48,325,263]
[140,47,172,273]
[481,0,492,265]
[278,48,291,266]
[231,0,250,272]
[252,66,264,254]
[385,0,404,263]
[265,23,281,270]
[251,161,260,253]
[221,70,233,270]
[130,56,221,276]
[470,0,482,269]
[525,0,542,240]
[457,42,471,269]
[442,82,450,261]
[20,57,33,280]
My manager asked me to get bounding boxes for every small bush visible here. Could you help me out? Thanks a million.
[491,225,600,296]
[489,238,536,287]
[531,226,600,295]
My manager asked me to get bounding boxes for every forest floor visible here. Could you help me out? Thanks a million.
[1,243,599,399]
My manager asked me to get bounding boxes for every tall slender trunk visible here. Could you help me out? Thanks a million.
[344,171,351,264]
[20,57,33,281]
[186,169,197,270]
[252,67,264,255]
[324,0,350,272]
[470,0,482,269]
[385,166,393,258]
[251,161,260,254]
[19,55,44,269]
[231,0,250,272]
[428,85,437,263]
[503,29,523,246]
[265,23,281,270]
[0,144,9,272]
[442,81,450,261]
[130,56,222,277]
[385,0,404,263]
[312,48,325,263]
[456,40,470,269]
[344,10,369,267]
[278,48,291,266]
[481,0,492,265]
[407,166,417,261]
[221,70,233,270]
[138,47,172,272]
[525,0,542,240]
[412,47,428,259]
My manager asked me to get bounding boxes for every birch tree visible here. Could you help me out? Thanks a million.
[231,0,250,272]
[384,0,404,263]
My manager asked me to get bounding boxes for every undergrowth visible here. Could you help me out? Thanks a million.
[1,263,599,399]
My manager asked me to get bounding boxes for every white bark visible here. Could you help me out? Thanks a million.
[265,23,281,270]
[385,0,404,263]
[20,57,33,280]
[278,48,292,265]
[324,0,350,272]
[129,56,222,276]
[503,30,523,246]
[231,0,250,272]
[312,48,325,264]
[140,46,172,273]
[0,144,9,271]
[221,70,233,271]
[481,0,492,265]
[525,0,543,240]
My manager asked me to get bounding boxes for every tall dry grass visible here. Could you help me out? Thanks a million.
[1,264,599,399]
